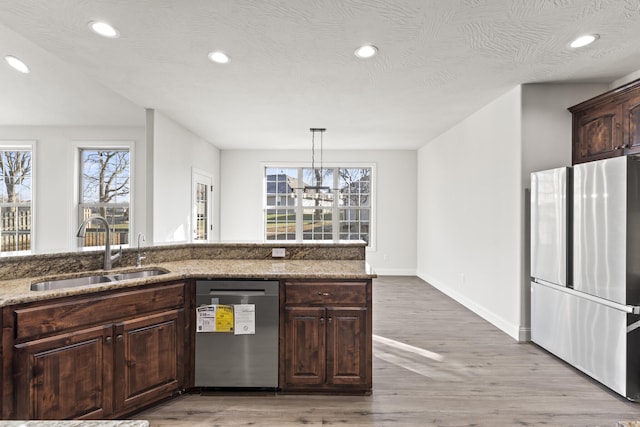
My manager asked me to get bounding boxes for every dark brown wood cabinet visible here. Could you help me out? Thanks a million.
[3,281,187,420]
[622,95,640,154]
[281,281,371,393]
[570,79,640,164]
[115,309,184,415]
[13,325,114,420]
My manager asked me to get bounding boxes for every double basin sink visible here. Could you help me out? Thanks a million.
[30,269,168,291]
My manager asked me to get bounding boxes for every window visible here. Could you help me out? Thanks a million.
[78,149,130,248]
[0,147,33,254]
[192,169,213,242]
[264,166,372,245]
[265,168,297,241]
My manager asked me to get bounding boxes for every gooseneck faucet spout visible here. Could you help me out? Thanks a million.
[76,215,121,270]
[137,232,146,268]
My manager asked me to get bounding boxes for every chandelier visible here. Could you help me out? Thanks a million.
[289,128,335,201]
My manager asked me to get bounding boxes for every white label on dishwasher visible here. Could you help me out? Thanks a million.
[196,305,217,332]
[234,304,255,335]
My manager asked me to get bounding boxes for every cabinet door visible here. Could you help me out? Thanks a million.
[114,309,184,415]
[13,325,113,420]
[326,307,368,386]
[284,306,325,386]
[623,95,640,154]
[573,102,623,164]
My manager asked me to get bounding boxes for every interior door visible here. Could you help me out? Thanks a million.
[192,169,213,242]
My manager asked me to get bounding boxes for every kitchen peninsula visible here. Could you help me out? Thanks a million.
[0,242,375,421]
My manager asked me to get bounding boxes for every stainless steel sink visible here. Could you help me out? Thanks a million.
[30,269,168,291]
[106,269,167,282]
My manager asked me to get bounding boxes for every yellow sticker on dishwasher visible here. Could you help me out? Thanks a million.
[215,304,234,333]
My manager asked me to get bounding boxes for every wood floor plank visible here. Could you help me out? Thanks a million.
[135,276,640,426]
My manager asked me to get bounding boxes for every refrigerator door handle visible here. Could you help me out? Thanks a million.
[628,320,640,333]
[533,279,640,314]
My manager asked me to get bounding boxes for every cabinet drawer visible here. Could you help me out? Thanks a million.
[285,282,367,305]
[14,282,185,342]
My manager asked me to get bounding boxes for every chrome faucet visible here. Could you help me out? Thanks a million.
[76,215,121,270]
[137,232,146,268]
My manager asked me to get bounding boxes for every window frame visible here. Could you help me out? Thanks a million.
[0,141,36,256]
[191,167,214,243]
[262,163,376,250]
[74,140,134,250]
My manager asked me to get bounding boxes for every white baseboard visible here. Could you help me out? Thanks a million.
[417,271,523,342]
[370,268,416,276]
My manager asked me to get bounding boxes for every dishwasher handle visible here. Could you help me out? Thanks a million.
[209,289,266,297]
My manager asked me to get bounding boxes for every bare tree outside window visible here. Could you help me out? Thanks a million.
[338,168,370,243]
[0,149,32,253]
[0,151,31,203]
[79,149,130,248]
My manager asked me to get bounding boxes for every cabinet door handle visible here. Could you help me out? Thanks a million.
[320,317,324,323]
[105,336,112,344]
[317,292,331,296]
[328,317,332,323]
[116,334,124,342]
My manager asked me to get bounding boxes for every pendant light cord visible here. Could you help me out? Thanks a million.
[310,128,326,187]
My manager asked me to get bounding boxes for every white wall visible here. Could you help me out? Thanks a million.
[521,83,608,175]
[151,110,220,244]
[417,83,610,341]
[219,149,417,275]
[611,68,640,89]
[417,86,523,339]
[0,125,146,253]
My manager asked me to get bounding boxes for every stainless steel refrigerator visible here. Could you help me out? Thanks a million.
[531,157,640,401]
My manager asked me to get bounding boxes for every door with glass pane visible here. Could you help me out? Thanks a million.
[192,170,213,242]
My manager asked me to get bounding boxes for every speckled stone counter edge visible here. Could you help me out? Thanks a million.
[0,421,148,427]
[0,242,375,307]
[0,242,366,280]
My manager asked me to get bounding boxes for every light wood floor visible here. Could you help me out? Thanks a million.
[135,276,640,426]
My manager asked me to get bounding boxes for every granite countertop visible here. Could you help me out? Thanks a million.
[0,258,376,307]
[0,422,148,427]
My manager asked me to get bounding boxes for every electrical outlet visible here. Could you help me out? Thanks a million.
[272,248,286,258]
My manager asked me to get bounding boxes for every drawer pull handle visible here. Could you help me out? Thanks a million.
[318,292,331,296]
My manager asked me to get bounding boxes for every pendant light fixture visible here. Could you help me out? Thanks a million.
[289,128,335,201]
[304,127,330,196]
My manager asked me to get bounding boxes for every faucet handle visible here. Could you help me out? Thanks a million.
[136,251,147,268]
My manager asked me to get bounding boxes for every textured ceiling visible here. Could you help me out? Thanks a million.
[1,0,640,150]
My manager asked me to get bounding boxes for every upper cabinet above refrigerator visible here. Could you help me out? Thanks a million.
[530,167,571,288]
[572,156,640,305]
[569,78,640,165]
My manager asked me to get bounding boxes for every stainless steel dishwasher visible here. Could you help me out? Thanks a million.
[194,280,279,388]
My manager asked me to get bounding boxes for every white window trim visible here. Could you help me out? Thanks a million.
[0,140,36,256]
[73,140,134,250]
[191,167,214,243]
[261,162,376,251]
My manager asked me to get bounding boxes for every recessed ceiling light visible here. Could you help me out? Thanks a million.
[208,51,230,64]
[354,45,378,59]
[4,55,30,73]
[570,34,599,48]
[89,21,120,38]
